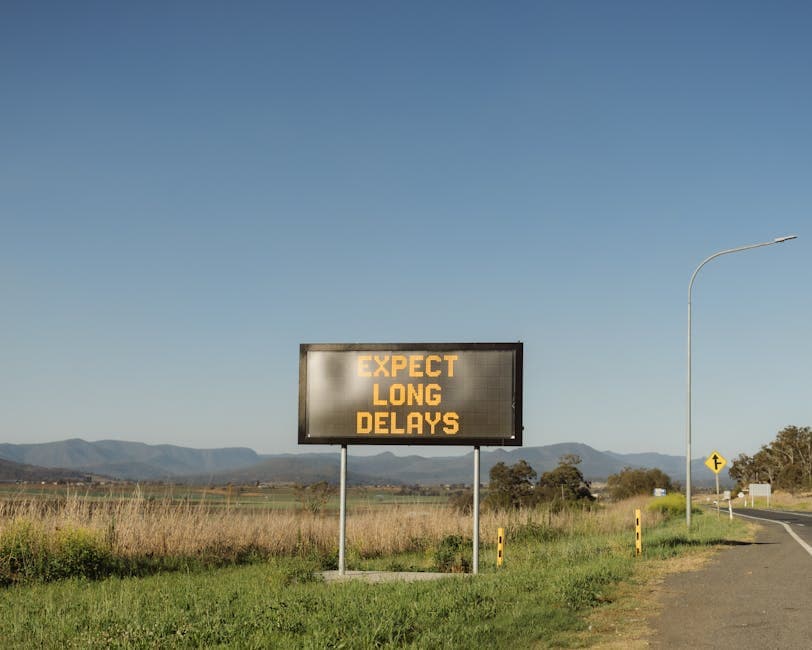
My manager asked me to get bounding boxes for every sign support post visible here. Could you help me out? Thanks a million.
[338,444,347,575]
[715,472,720,517]
[749,483,772,508]
[473,446,480,575]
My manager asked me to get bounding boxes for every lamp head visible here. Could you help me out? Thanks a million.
[773,235,797,243]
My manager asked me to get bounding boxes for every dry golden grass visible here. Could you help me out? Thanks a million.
[0,489,654,560]
[767,490,812,511]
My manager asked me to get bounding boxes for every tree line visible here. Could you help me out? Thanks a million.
[728,425,812,492]
[484,454,595,511]
[460,454,674,512]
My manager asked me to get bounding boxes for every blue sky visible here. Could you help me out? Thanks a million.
[2,2,809,461]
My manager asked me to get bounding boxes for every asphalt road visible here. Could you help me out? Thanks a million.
[649,508,812,649]
[732,507,812,548]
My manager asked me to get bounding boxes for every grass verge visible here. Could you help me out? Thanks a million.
[0,503,750,648]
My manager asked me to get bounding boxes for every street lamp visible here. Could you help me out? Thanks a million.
[686,235,797,528]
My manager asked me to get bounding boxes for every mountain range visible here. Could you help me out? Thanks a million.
[0,439,260,481]
[0,439,729,487]
[0,457,90,483]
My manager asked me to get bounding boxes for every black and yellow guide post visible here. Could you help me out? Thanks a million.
[634,509,642,556]
[497,527,505,567]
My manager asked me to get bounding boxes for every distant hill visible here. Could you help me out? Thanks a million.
[0,439,262,481]
[601,450,686,480]
[0,439,724,487]
[186,454,398,486]
[0,457,90,483]
[181,442,724,488]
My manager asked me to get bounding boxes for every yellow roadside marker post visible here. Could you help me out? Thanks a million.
[497,527,504,567]
[635,509,642,556]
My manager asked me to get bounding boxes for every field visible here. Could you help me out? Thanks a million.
[0,483,447,510]
[0,486,751,648]
[0,484,464,565]
[759,490,812,511]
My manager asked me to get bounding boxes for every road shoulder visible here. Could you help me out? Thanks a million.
[648,520,812,649]
[577,546,720,648]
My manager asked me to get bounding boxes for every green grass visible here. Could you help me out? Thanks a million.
[0,509,749,648]
[0,559,583,648]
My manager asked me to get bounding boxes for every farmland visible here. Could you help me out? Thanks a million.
[0,483,447,511]
[0,486,751,647]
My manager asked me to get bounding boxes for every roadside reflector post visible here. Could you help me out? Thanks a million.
[497,527,505,567]
[635,508,642,557]
[728,498,733,521]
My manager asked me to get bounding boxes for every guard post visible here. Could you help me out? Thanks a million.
[497,527,505,567]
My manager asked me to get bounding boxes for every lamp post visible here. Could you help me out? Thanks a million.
[686,235,797,528]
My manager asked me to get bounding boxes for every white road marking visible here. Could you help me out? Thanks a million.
[733,511,812,558]
[769,509,812,518]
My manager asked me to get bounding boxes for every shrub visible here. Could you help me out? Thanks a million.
[433,534,471,573]
[0,519,46,584]
[278,558,322,586]
[294,481,335,514]
[607,467,674,500]
[0,519,113,584]
[50,527,113,580]
[647,494,700,518]
[448,490,473,514]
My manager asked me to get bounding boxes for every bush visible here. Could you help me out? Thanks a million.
[448,490,473,514]
[433,534,471,573]
[647,494,700,518]
[278,558,322,586]
[0,520,45,585]
[294,481,335,514]
[0,519,114,585]
[607,467,674,500]
[49,527,112,580]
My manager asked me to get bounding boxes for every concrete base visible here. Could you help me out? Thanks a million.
[320,570,468,583]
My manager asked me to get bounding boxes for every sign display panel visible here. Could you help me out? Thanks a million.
[749,483,772,498]
[299,343,523,446]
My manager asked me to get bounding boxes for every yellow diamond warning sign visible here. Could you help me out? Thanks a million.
[704,450,727,474]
